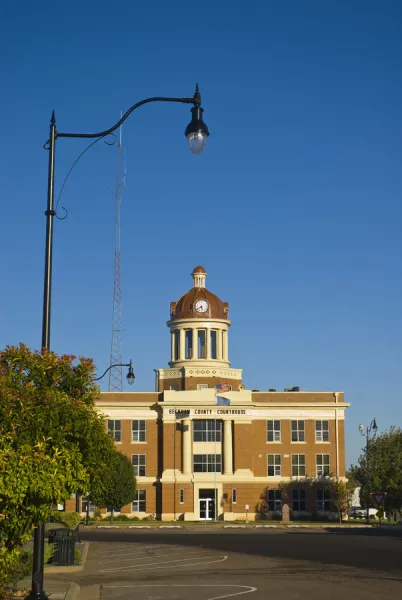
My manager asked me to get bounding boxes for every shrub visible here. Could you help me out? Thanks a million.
[130,516,140,521]
[5,544,54,593]
[74,548,81,564]
[50,511,81,530]
[115,514,130,521]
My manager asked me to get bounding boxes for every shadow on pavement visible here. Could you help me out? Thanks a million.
[80,528,402,578]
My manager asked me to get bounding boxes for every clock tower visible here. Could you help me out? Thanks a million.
[154,266,243,392]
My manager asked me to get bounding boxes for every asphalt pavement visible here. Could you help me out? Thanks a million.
[52,527,402,600]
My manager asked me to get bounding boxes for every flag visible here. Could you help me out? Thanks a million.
[216,396,230,406]
[215,383,231,393]
[216,384,232,405]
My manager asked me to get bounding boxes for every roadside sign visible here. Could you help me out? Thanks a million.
[245,504,249,510]
[371,492,387,506]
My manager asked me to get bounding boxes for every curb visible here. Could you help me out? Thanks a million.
[45,542,90,573]
[78,584,101,600]
[87,524,375,530]
[66,582,81,600]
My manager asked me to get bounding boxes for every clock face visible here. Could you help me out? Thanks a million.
[195,299,208,313]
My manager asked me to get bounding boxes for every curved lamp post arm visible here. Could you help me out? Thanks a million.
[58,95,198,139]
[92,360,135,384]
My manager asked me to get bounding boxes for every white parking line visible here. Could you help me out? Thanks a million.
[100,554,228,573]
[103,584,257,599]
[100,549,206,565]
[98,544,167,558]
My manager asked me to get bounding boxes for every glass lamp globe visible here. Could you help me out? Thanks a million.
[126,362,135,386]
[187,131,208,155]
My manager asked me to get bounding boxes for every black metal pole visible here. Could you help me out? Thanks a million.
[75,493,81,542]
[26,111,56,600]
[366,427,370,525]
[85,496,90,526]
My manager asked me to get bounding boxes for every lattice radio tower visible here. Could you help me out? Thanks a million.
[108,123,126,391]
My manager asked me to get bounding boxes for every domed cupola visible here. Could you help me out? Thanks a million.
[167,267,231,368]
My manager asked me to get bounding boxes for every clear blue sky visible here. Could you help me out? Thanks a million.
[1,1,401,467]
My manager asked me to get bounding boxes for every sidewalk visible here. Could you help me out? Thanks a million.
[12,543,89,600]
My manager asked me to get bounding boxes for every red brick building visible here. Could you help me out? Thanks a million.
[72,266,349,520]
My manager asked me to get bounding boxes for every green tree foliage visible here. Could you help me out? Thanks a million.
[91,451,136,522]
[50,511,82,530]
[0,344,117,594]
[350,427,402,518]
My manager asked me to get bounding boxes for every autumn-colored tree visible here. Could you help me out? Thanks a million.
[0,344,116,595]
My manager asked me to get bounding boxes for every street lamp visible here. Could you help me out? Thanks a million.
[359,418,378,525]
[93,360,135,386]
[27,85,209,600]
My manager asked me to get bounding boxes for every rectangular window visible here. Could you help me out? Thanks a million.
[193,454,222,473]
[185,329,193,359]
[267,454,281,477]
[210,330,217,359]
[193,420,221,442]
[132,489,146,512]
[291,420,305,442]
[317,488,331,512]
[292,489,306,512]
[132,420,146,443]
[232,488,237,504]
[170,384,178,391]
[267,420,281,442]
[180,489,184,504]
[267,489,282,512]
[107,420,121,442]
[197,384,209,390]
[316,454,330,477]
[198,330,206,358]
[315,421,329,442]
[291,454,306,477]
[131,454,146,477]
[174,331,180,361]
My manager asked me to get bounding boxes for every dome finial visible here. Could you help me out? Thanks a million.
[192,265,207,288]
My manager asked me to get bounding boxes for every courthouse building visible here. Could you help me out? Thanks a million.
[88,266,349,520]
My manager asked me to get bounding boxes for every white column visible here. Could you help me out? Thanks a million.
[222,330,228,362]
[171,331,175,362]
[223,419,233,475]
[182,419,192,475]
[179,329,185,361]
[206,328,211,360]
[192,328,198,359]
[217,328,222,360]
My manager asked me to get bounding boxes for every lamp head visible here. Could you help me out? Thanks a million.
[359,424,364,433]
[126,361,135,386]
[372,418,378,431]
[185,84,209,155]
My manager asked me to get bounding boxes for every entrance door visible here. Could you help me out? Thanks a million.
[199,490,216,520]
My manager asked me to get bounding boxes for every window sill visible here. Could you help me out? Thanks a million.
[131,441,147,444]
[290,441,307,444]
[266,441,282,444]
[315,441,331,444]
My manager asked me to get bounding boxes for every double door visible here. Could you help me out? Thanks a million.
[199,497,215,520]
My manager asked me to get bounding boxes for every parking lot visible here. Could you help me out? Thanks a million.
[54,527,402,599]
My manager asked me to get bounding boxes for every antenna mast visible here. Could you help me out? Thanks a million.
[108,121,125,391]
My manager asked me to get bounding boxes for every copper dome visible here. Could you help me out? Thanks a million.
[192,265,206,274]
[170,267,229,320]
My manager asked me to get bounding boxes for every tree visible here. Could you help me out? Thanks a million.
[91,451,136,522]
[350,427,402,520]
[326,479,349,523]
[0,344,117,594]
